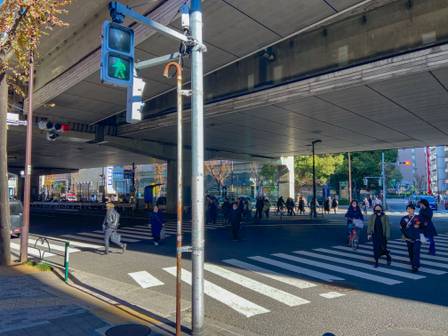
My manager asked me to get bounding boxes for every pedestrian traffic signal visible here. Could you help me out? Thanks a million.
[101,21,134,87]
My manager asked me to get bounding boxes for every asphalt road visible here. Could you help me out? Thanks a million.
[13,208,448,336]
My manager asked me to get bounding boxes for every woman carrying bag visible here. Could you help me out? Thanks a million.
[367,204,391,268]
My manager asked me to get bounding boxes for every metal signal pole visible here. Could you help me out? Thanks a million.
[348,152,352,203]
[163,61,184,336]
[20,53,33,263]
[190,0,205,334]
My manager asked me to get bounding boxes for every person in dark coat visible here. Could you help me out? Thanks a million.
[367,204,391,268]
[345,200,364,244]
[324,197,331,215]
[331,197,338,214]
[229,202,242,241]
[400,204,422,272]
[298,196,305,214]
[286,197,295,216]
[255,196,264,220]
[150,205,164,246]
[222,197,231,225]
[263,198,270,218]
[419,199,437,255]
[276,196,285,215]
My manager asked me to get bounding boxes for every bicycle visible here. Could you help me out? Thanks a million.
[348,225,360,250]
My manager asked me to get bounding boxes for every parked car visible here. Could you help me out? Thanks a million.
[10,200,23,237]
[410,195,438,211]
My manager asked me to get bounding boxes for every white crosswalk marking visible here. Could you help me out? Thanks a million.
[333,246,448,269]
[77,232,139,243]
[204,263,310,307]
[385,241,448,255]
[163,267,269,317]
[248,256,344,282]
[358,244,448,262]
[44,236,102,250]
[10,242,55,258]
[29,238,80,254]
[128,271,164,288]
[319,292,345,299]
[314,248,446,275]
[223,258,316,289]
[62,234,105,245]
[273,253,402,285]
[294,251,424,280]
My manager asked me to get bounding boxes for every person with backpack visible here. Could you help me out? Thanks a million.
[103,201,126,254]
[400,203,422,273]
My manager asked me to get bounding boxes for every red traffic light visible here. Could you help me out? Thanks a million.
[401,160,412,166]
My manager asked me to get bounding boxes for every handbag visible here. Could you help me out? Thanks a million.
[419,233,427,244]
[111,231,122,243]
[353,218,364,229]
[160,227,166,240]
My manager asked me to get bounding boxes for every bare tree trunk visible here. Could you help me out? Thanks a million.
[0,73,11,266]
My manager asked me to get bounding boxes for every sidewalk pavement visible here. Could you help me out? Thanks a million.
[0,264,171,336]
[0,264,259,336]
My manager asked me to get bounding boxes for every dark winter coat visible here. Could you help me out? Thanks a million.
[150,211,164,236]
[345,206,364,224]
[419,207,437,237]
[400,215,422,241]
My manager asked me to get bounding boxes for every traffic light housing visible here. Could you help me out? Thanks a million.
[101,21,134,87]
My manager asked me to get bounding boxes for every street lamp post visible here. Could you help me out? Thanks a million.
[311,140,321,218]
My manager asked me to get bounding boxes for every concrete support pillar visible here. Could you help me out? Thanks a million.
[166,159,192,214]
[279,156,295,199]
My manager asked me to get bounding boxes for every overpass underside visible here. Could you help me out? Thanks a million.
[8,0,448,171]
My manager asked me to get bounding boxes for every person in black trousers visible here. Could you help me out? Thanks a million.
[229,202,242,241]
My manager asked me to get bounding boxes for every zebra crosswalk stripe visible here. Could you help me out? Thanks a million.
[10,242,56,258]
[294,251,424,280]
[77,232,139,243]
[163,267,269,318]
[358,244,448,263]
[333,245,448,269]
[204,263,310,307]
[385,241,448,255]
[248,256,344,282]
[222,258,316,289]
[314,248,446,275]
[43,236,102,250]
[273,253,402,285]
[29,238,80,254]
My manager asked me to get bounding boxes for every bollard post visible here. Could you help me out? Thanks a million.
[64,242,70,283]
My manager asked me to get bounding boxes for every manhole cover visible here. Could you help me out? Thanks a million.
[105,324,151,336]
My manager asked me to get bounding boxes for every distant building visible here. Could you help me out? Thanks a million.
[429,146,448,195]
[397,148,427,193]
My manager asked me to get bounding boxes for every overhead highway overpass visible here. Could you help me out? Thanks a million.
[6,0,448,172]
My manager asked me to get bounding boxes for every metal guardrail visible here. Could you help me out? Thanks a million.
[31,235,71,283]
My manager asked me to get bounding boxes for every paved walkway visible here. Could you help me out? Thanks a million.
[0,264,170,336]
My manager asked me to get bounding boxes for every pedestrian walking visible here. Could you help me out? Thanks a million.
[102,202,126,254]
[286,197,295,216]
[324,197,331,215]
[345,200,364,245]
[255,196,264,220]
[229,202,242,241]
[263,197,270,218]
[298,196,305,214]
[331,197,338,214]
[400,203,422,273]
[150,205,164,246]
[276,196,285,215]
[367,204,391,268]
[222,197,231,225]
[419,199,438,255]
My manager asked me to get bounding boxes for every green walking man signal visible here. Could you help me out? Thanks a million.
[100,21,134,86]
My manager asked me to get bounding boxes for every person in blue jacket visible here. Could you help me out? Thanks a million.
[150,205,164,246]
[400,203,422,273]
[345,200,364,244]
[419,199,437,255]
